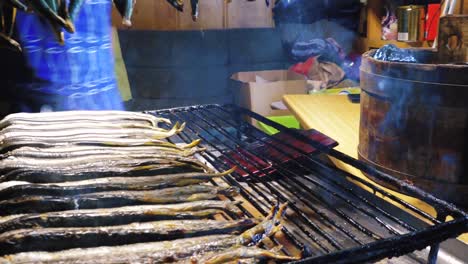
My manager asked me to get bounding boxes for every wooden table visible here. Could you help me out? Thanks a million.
[283,94,467,242]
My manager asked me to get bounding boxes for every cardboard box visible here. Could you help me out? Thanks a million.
[231,70,307,123]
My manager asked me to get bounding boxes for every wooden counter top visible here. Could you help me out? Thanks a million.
[283,94,467,242]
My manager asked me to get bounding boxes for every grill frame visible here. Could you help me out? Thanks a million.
[148,104,468,264]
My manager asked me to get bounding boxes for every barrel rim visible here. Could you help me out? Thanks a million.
[362,49,468,69]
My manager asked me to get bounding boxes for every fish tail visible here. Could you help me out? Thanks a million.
[170,121,181,135]
[219,167,236,176]
[177,122,186,133]
[181,146,205,156]
[248,246,300,261]
[121,124,154,129]
[274,202,288,222]
[182,139,201,149]
[153,116,171,126]
[238,203,287,245]
[202,246,300,264]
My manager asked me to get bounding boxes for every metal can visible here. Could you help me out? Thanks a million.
[397,5,425,42]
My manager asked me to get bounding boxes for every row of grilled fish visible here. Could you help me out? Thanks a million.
[0,204,298,263]
[0,110,298,263]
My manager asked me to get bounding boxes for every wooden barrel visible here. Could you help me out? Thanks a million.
[359,49,468,207]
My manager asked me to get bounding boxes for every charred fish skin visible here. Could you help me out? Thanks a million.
[0,200,243,233]
[0,152,210,175]
[0,169,235,200]
[0,208,227,235]
[181,246,300,264]
[0,186,240,215]
[0,219,259,255]
[0,205,286,263]
[0,161,211,183]
[0,235,238,264]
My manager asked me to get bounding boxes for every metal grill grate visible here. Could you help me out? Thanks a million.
[148,104,468,263]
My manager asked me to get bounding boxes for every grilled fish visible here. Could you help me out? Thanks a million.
[181,246,300,264]
[0,169,234,199]
[0,136,199,152]
[0,205,284,263]
[0,235,235,263]
[0,163,211,183]
[0,144,203,160]
[0,200,243,233]
[0,162,211,183]
[0,151,205,168]
[0,219,259,255]
[0,152,211,181]
[0,122,161,133]
[0,111,171,130]
[0,122,184,141]
[0,119,168,132]
[0,185,239,215]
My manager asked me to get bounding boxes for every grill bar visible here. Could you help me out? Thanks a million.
[235,105,466,218]
[210,106,440,223]
[206,106,435,224]
[162,114,312,255]
[207,106,420,233]
[167,110,335,253]
[149,104,468,263]
[180,110,364,248]
[190,109,381,243]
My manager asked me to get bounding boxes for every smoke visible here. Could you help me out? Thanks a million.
[273,0,361,58]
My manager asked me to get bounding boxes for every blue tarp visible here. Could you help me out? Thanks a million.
[11,0,123,112]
